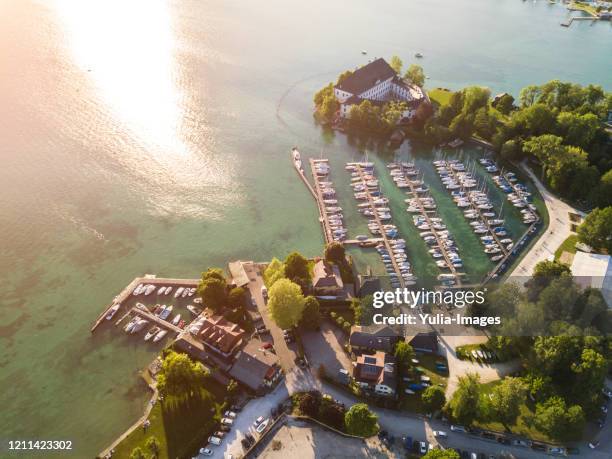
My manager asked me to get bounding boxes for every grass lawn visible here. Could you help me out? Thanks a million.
[474,380,553,443]
[112,385,226,459]
[428,88,454,107]
[554,234,578,261]
[399,353,448,413]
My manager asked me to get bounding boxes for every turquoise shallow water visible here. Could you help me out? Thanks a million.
[0,0,610,456]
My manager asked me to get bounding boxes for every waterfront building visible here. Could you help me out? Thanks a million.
[408,332,439,354]
[334,58,426,120]
[229,339,282,394]
[197,315,245,358]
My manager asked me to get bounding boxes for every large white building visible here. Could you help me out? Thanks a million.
[334,58,427,120]
[570,251,612,308]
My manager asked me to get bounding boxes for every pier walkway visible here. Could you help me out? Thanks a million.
[309,158,334,245]
[446,165,509,258]
[394,166,463,285]
[351,163,406,288]
[119,304,183,334]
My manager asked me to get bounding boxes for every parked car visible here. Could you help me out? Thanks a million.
[208,436,222,446]
[547,446,566,456]
[588,441,600,449]
[256,418,269,434]
[253,416,265,426]
[512,439,531,447]
[224,410,237,418]
[450,425,466,432]
[262,342,273,350]
[221,417,234,425]
[419,441,428,454]
[433,431,447,438]
[230,404,242,412]
[219,424,231,432]
[213,431,226,438]
[199,448,213,456]
[402,436,412,451]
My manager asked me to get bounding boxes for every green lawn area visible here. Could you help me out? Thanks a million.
[570,1,599,16]
[474,380,553,443]
[112,385,226,459]
[398,353,448,413]
[428,88,454,107]
[554,234,578,261]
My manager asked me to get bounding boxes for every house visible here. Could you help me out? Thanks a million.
[334,58,426,120]
[353,351,397,396]
[228,260,250,288]
[570,251,612,307]
[349,324,402,354]
[312,259,344,297]
[229,339,282,394]
[408,332,439,354]
[357,275,381,298]
[198,315,245,359]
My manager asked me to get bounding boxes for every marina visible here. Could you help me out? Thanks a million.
[91,276,201,345]
[347,161,417,288]
[434,159,511,264]
[309,157,347,244]
[388,162,464,287]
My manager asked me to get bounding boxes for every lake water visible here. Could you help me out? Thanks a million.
[0,0,610,456]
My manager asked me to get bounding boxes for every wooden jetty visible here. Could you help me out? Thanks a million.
[395,166,464,286]
[445,165,510,258]
[122,304,183,334]
[309,158,335,245]
[352,163,407,288]
[91,275,199,333]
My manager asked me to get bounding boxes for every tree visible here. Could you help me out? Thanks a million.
[129,447,146,459]
[500,139,521,161]
[267,278,306,329]
[527,259,571,302]
[319,400,346,429]
[390,55,403,74]
[336,70,353,85]
[344,403,379,437]
[314,83,334,107]
[404,64,425,87]
[557,111,601,150]
[448,373,481,426]
[462,86,491,114]
[145,436,160,458]
[202,267,226,282]
[284,251,311,283]
[319,95,339,123]
[519,85,541,108]
[394,341,415,375]
[264,257,285,288]
[494,93,515,115]
[577,207,612,253]
[534,396,585,441]
[156,352,210,402]
[489,377,526,427]
[422,386,446,413]
[423,449,461,459]
[300,296,321,329]
[325,242,346,264]
[298,391,321,417]
[226,379,239,399]
[228,287,247,309]
[593,170,612,208]
[197,277,228,312]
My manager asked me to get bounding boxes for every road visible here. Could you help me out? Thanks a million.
[510,164,580,278]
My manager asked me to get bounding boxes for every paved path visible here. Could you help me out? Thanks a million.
[510,164,580,278]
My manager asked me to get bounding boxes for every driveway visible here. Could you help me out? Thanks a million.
[301,322,353,376]
[510,164,580,278]
[241,262,299,371]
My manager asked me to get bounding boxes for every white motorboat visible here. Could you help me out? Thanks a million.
[157,286,166,295]
[181,288,189,298]
[153,330,168,343]
[124,316,139,333]
[174,287,184,298]
[133,284,144,296]
[130,318,149,334]
[106,304,120,320]
[165,286,173,296]
[172,314,181,326]
[189,287,196,296]
[145,326,161,341]
[144,284,155,296]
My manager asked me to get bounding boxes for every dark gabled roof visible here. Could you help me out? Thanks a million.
[408,332,439,353]
[336,58,396,96]
[229,339,278,391]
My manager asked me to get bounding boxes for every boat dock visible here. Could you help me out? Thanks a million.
[351,163,407,288]
[118,304,183,334]
[391,163,463,286]
[91,275,200,333]
[290,149,317,199]
[309,158,340,245]
[445,164,510,258]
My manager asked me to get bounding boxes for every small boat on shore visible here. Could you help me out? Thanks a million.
[174,287,184,298]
